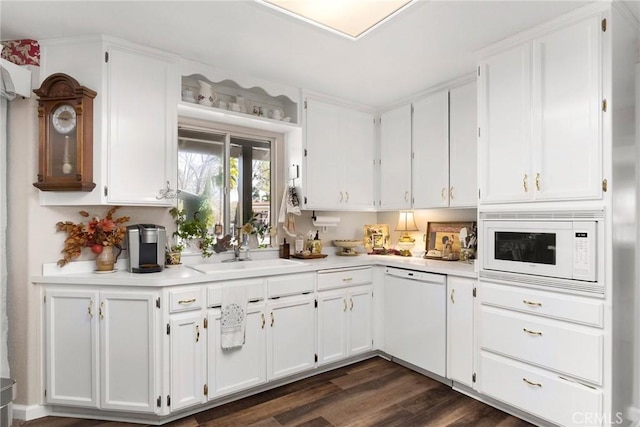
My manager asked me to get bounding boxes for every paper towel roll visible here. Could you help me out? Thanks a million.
[313,216,341,227]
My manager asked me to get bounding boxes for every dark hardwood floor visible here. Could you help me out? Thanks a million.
[19,357,533,427]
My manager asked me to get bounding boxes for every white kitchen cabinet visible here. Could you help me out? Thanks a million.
[267,294,317,380]
[383,268,446,376]
[169,311,206,412]
[532,16,602,201]
[104,44,177,205]
[448,81,478,207]
[412,90,449,208]
[478,15,602,204]
[478,43,532,204]
[476,280,605,426]
[304,96,375,210]
[379,104,412,210]
[413,83,477,209]
[38,35,178,206]
[317,285,373,366]
[208,303,267,399]
[45,289,99,408]
[446,276,475,388]
[45,288,160,413]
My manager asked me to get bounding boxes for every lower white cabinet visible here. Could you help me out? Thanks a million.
[476,280,605,426]
[208,303,267,399]
[446,276,475,387]
[45,288,160,413]
[317,285,373,366]
[169,311,206,412]
[480,352,603,427]
[267,294,317,380]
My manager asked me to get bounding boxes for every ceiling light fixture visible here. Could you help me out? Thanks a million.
[256,0,416,40]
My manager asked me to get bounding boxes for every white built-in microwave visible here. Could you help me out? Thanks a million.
[482,218,598,283]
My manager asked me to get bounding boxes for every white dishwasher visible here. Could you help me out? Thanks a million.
[383,267,446,377]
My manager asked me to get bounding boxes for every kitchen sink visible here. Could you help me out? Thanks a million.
[188,258,305,274]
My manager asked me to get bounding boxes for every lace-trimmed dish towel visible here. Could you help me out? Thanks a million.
[220,284,247,349]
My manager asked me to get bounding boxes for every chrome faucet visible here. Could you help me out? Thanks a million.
[232,238,250,261]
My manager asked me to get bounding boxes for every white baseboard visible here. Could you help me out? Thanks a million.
[12,404,50,422]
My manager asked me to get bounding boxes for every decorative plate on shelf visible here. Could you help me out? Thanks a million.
[363,224,390,253]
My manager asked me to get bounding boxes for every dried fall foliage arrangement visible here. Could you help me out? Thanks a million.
[55,206,130,267]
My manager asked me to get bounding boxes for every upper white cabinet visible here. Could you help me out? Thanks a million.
[478,15,603,204]
[412,91,449,208]
[38,35,179,206]
[379,104,412,210]
[448,81,478,207]
[304,96,375,210]
[385,80,477,211]
[104,45,177,205]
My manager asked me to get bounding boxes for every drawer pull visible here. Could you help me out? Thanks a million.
[523,328,543,336]
[178,298,196,305]
[342,277,353,282]
[261,313,265,329]
[270,311,274,327]
[349,298,354,311]
[450,289,455,304]
[88,300,94,318]
[343,299,347,312]
[196,325,200,343]
[522,377,542,387]
[522,299,542,307]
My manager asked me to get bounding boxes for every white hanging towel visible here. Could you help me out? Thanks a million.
[220,284,248,349]
[277,185,301,237]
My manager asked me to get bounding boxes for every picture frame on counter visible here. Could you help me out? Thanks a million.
[363,224,390,253]
[424,221,475,259]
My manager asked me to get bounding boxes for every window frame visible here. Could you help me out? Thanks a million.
[177,116,284,243]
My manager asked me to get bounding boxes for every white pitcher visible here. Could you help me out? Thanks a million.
[197,80,218,107]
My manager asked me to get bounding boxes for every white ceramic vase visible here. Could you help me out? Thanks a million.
[197,80,217,107]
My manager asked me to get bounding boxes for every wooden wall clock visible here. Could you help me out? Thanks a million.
[33,73,97,191]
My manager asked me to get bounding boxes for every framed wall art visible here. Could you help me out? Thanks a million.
[424,221,476,259]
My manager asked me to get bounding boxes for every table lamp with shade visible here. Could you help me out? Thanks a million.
[395,211,419,256]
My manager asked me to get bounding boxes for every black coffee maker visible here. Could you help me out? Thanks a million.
[126,224,166,273]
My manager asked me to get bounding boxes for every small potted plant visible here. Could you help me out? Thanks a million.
[170,207,214,258]
[165,237,184,266]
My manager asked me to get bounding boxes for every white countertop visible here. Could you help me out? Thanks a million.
[32,253,477,287]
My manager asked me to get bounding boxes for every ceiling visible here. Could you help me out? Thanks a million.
[1,0,628,108]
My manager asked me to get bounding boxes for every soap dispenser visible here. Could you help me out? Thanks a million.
[312,231,323,255]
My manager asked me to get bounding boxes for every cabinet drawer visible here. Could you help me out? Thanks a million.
[480,281,604,327]
[267,273,315,298]
[480,306,603,385]
[480,352,603,427]
[169,288,204,313]
[207,279,265,307]
[317,267,373,290]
